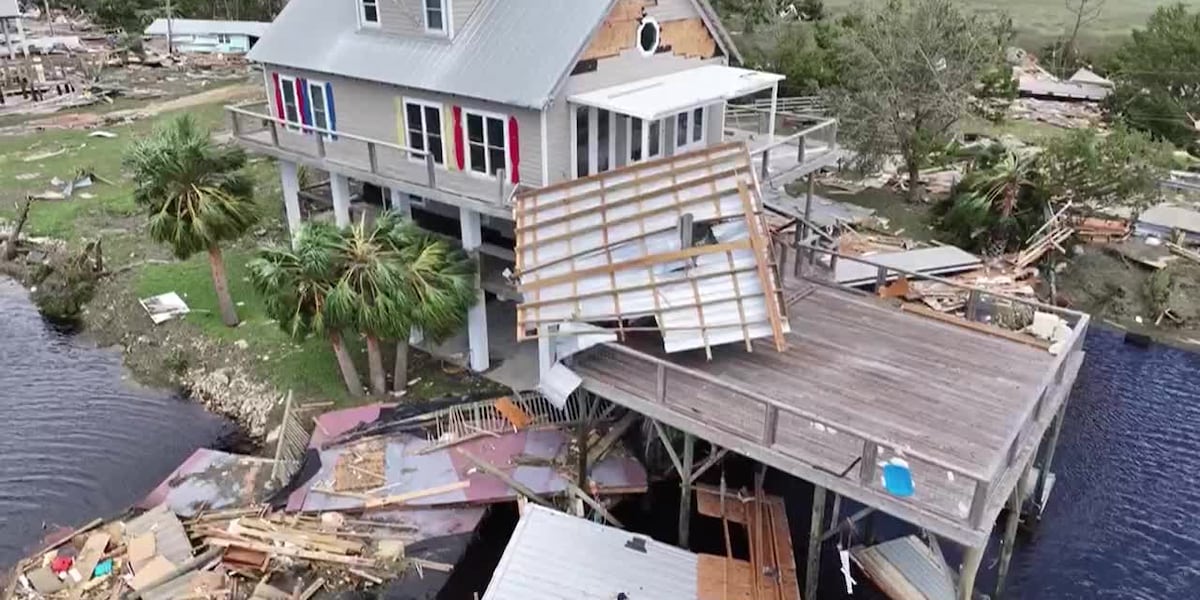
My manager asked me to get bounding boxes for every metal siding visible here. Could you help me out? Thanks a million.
[543,98,573,185]
[145,18,270,37]
[482,505,700,600]
[452,0,484,33]
[248,0,613,109]
[269,65,543,194]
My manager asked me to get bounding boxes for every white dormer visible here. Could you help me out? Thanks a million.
[357,0,380,28]
[422,0,450,36]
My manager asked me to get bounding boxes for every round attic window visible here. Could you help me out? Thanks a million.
[637,17,660,56]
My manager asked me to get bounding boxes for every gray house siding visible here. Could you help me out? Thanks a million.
[378,0,482,38]
[264,64,542,201]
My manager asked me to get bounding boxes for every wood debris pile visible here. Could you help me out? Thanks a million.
[4,504,447,600]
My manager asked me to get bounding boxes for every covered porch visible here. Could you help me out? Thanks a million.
[567,65,839,187]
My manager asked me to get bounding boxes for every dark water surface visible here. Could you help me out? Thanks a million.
[0,278,234,566]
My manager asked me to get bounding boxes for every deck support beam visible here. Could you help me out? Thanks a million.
[330,172,351,228]
[805,173,816,266]
[958,543,985,600]
[678,432,695,548]
[1033,403,1067,516]
[459,206,490,372]
[389,188,412,219]
[995,460,1033,599]
[805,484,827,600]
[278,160,301,246]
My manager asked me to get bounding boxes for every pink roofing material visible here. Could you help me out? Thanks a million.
[287,429,646,512]
[308,403,390,447]
[139,448,278,517]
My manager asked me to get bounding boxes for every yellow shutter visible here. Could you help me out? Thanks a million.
[395,98,407,148]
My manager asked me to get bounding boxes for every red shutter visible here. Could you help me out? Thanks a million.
[271,72,284,120]
[508,116,520,184]
[452,106,465,171]
[294,78,308,131]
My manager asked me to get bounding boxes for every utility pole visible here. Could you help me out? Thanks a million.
[165,0,174,56]
[43,0,53,36]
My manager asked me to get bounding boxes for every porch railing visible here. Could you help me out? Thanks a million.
[776,234,1091,481]
[225,103,513,206]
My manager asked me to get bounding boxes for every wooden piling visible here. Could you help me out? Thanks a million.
[805,173,816,265]
[995,461,1032,598]
[1033,404,1067,516]
[805,484,827,600]
[678,432,695,547]
[957,543,985,600]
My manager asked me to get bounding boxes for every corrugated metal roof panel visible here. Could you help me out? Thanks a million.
[125,504,193,566]
[513,142,789,355]
[0,0,19,18]
[1018,76,1109,101]
[247,0,613,109]
[1138,203,1200,235]
[835,247,981,286]
[145,18,271,37]
[482,505,700,600]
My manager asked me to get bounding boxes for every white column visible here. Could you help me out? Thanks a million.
[587,106,598,175]
[15,17,25,58]
[330,173,351,227]
[278,160,302,246]
[768,82,779,145]
[389,187,412,219]
[460,206,490,372]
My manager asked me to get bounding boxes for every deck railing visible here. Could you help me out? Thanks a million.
[779,238,1091,482]
[225,103,513,206]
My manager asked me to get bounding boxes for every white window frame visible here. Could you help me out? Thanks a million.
[462,108,510,179]
[278,75,301,132]
[402,98,446,166]
[359,0,381,28]
[423,0,452,36]
[306,79,333,139]
[216,33,232,44]
[636,16,660,56]
[627,116,664,164]
[674,106,707,153]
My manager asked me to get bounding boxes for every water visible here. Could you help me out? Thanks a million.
[0,278,235,567]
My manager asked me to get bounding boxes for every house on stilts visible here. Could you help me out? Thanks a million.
[229,1,1088,598]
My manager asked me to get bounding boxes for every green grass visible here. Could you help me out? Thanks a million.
[821,0,1200,51]
[958,115,1071,145]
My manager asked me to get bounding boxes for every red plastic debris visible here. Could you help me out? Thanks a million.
[50,555,73,573]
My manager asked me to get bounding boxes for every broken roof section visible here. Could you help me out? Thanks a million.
[482,505,701,600]
[512,142,789,356]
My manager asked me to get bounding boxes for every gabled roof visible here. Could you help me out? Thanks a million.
[145,18,271,38]
[0,0,20,19]
[247,0,742,110]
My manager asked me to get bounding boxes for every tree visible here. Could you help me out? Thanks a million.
[247,222,365,395]
[374,214,476,394]
[328,216,409,396]
[825,0,1004,201]
[1039,125,1175,210]
[744,19,843,96]
[936,145,1043,254]
[125,114,258,327]
[1062,0,1105,70]
[1107,4,1200,149]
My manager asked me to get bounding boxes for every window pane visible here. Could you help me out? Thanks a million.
[429,133,444,164]
[363,4,378,22]
[424,106,441,135]
[693,108,703,142]
[486,117,504,146]
[677,112,688,146]
[411,132,425,152]
[469,144,486,173]
[427,8,443,31]
[630,118,642,161]
[467,114,484,143]
[488,148,505,175]
[406,104,423,134]
[309,87,325,113]
[649,120,661,156]
[575,107,589,176]
[597,110,610,173]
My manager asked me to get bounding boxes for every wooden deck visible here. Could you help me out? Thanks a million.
[574,281,1087,547]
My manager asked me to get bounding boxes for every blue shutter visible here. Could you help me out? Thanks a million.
[325,82,337,140]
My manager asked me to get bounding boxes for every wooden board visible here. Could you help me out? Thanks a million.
[127,532,156,570]
[697,554,754,600]
[129,556,175,591]
[70,532,111,586]
[333,441,386,492]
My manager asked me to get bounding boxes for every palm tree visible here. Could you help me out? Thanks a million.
[247,222,365,395]
[938,146,1042,255]
[329,216,409,395]
[125,114,259,327]
[375,213,477,393]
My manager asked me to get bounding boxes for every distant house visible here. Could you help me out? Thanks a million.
[0,0,26,59]
[144,18,271,54]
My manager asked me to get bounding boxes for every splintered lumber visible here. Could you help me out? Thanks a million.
[299,578,326,600]
[361,480,471,509]
[409,558,454,573]
[205,539,376,567]
[586,412,639,465]
[565,482,624,528]
[458,449,553,508]
[900,303,1054,350]
[1166,241,1200,266]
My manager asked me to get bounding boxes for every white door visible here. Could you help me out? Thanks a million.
[674,106,707,153]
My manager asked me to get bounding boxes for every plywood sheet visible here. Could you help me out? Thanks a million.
[333,441,386,492]
[697,554,754,600]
